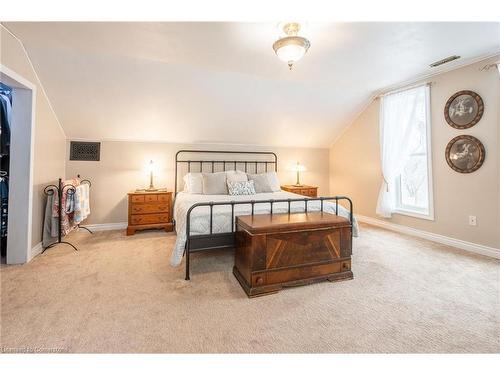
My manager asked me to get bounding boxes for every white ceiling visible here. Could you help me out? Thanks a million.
[4,22,500,148]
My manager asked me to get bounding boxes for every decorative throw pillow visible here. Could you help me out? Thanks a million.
[202,172,228,195]
[183,173,203,194]
[226,170,248,183]
[227,180,256,196]
[247,173,273,193]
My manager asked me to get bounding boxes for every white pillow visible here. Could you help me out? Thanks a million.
[247,171,281,193]
[266,171,281,192]
[202,172,227,195]
[226,170,248,183]
[183,173,203,194]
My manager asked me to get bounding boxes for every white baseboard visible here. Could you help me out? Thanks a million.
[82,222,127,232]
[356,214,500,260]
[28,242,43,262]
[26,223,126,263]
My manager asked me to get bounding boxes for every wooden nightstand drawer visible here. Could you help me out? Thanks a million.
[131,203,170,214]
[131,195,145,203]
[281,185,318,198]
[308,188,317,197]
[158,194,170,202]
[144,194,158,202]
[130,213,170,225]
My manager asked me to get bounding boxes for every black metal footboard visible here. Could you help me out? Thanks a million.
[184,196,353,280]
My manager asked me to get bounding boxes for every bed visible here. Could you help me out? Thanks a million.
[171,150,358,280]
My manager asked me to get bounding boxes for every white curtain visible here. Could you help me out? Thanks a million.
[376,85,427,218]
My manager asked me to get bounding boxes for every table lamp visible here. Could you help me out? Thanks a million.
[291,161,306,186]
[146,160,158,191]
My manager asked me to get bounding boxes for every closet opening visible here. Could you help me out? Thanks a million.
[1,82,12,263]
[0,66,36,264]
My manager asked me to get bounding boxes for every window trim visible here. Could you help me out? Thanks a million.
[394,84,435,221]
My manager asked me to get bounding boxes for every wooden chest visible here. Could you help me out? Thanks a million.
[233,212,353,297]
[127,191,173,235]
[281,185,318,197]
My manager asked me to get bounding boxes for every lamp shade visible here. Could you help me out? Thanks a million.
[291,162,306,172]
[146,160,155,173]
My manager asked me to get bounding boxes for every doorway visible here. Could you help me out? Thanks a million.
[0,65,36,264]
[1,82,12,262]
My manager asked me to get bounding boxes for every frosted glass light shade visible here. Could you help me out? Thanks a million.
[276,43,306,63]
[273,36,310,69]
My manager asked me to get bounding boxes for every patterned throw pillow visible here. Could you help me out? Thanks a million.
[227,180,256,196]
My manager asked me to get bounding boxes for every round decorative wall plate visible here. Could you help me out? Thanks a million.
[444,90,484,129]
[445,135,485,173]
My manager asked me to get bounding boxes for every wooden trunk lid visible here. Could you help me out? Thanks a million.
[236,212,350,235]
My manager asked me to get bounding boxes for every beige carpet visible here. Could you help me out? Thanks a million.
[1,223,499,353]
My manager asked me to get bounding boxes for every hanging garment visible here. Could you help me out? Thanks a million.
[0,93,12,156]
[50,188,59,238]
[74,185,84,224]
[74,183,91,224]
[42,188,58,248]
[52,186,77,236]
[65,189,75,214]
[61,188,76,236]
[0,83,12,101]
[81,183,90,218]
[0,177,8,238]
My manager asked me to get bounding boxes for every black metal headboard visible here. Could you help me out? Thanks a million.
[174,150,278,196]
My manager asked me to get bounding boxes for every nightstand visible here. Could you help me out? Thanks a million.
[127,191,173,235]
[281,185,318,197]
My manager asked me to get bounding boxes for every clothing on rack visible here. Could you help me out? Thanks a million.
[42,187,58,248]
[0,175,8,239]
[74,183,91,224]
[43,177,91,247]
[1,83,12,256]
[1,92,12,156]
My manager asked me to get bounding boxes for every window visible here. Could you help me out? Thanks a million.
[394,85,433,219]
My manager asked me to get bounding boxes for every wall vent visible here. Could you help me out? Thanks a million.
[69,141,101,161]
[429,55,461,68]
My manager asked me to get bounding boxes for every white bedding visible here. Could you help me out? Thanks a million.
[170,191,359,266]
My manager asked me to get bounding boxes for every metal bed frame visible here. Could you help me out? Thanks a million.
[174,150,353,280]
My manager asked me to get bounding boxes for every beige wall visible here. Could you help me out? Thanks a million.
[1,25,67,247]
[66,142,330,225]
[330,57,500,249]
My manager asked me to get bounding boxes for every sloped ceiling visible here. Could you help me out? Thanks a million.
[3,22,500,148]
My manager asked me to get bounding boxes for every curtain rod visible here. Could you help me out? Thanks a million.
[375,81,434,99]
[480,61,500,71]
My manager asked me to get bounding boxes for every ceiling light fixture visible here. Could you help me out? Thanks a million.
[273,22,311,70]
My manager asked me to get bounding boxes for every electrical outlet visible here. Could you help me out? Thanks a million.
[469,216,477,226]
